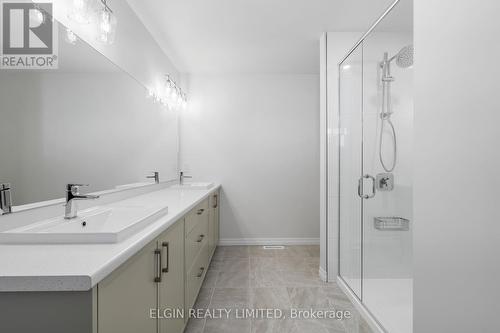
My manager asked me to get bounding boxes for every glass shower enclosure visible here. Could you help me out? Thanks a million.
[337,1,413,332]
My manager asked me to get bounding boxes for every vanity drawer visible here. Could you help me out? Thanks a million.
[185,199,209,234]
[185,216,208,271]
[186,244,209,309]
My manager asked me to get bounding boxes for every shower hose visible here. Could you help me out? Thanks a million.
[379,80,397,172]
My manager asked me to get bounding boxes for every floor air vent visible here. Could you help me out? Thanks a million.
[262,245,285,250]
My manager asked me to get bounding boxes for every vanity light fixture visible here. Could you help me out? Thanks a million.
[97,0,117,45]
[67,0,118,46]
[164,75,188,111]
[147,76,188,111]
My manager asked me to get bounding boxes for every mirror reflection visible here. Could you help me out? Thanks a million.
[0,19,179,207]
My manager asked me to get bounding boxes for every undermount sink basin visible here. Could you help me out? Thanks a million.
[0,204,169,244]
[170,182,214,190]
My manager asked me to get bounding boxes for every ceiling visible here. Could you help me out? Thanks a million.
[127,0,412,74]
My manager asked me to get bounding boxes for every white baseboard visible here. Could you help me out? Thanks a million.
[319,267,328,282]
[218,238,320,246]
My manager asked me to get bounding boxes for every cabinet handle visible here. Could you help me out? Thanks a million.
[196,234,205,243]
[213,194,218,208]
[154,249,162,283]
[197,209,205,215]
[196,267,205,278]
[161,241,169,273]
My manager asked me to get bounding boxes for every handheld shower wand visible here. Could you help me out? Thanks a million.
[378,45,413,172]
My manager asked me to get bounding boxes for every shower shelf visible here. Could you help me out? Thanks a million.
[374,217,410,231]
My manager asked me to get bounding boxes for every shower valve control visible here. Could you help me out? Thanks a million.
[376,173,394,191]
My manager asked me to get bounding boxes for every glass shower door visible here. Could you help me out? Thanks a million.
[361,25,413,333]
[337,2,413,332]
[338,45,363,298]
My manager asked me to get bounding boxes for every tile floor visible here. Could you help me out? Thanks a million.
[184,245,373,333]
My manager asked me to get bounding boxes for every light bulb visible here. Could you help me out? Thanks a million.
[65,28,77,45]
[68,0,90,24]
[97,7,117,44]
[100,10,111,33]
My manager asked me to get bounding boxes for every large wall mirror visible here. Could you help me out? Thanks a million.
[0,18,179,207]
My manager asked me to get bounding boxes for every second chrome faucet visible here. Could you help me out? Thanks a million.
[179,171,192,185]
[65,184,100,219]
[147,171,160,184]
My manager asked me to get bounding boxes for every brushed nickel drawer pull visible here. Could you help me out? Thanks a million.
[161,241,169,273]
[213,194,218,208]
[196,267,205,278]
[196,234,205,243]
[197,209,205,215]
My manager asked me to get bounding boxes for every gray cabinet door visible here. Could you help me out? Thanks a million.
[158,219,186,333]
[98,241,158,333]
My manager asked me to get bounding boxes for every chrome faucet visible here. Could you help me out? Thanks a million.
[147,171,160,184]
[0,183,12,215]
[179,171,192,185]
[65,184,100,219]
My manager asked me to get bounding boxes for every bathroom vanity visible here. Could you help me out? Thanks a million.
[0,6,221,333]
[0,185,221,333]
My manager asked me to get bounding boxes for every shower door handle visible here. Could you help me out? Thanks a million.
[358,177,363,198]
[365,174,376,199]
[358,174,376,199]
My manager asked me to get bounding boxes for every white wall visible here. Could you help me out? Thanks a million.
[181,74,320,243]
[414,0,500,332]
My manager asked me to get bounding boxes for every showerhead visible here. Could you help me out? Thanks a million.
[395,45,413,68]
[380,45,413,82]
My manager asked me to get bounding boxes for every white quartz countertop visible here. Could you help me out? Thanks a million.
[0,185,220,292]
